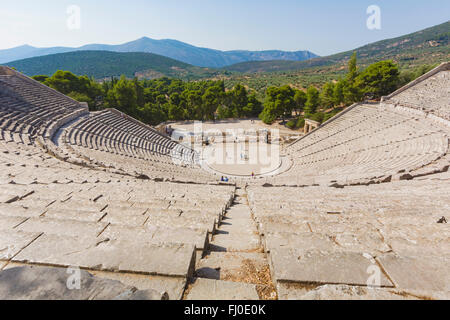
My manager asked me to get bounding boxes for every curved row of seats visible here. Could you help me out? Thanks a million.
[274,64,450,187]
[270,101,449,186]
[387,69,450,121]
[0,136,235,299]
[0,67,217,184]
[0,61,449,299]
[246,181,450,299]
[0,70,88,141]
[64,110,196,164]
[57,109,219,183]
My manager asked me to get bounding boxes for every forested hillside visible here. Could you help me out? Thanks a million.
[7,51,226,81]
[221,21,449,95]
[32,56,434,130]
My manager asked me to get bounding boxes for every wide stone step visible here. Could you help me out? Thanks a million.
[185,278,260,300]
[225,204,251,215]
[43,208,106,223]
[16,217,108,239]
[195,252,268,283]
[377,252,450,292]
[278,283,420,300]
[232,196,247,205]
[0,194,20,204]
[219,217,256,234]
[103,224,210,253]
[210,232,261,253]
[0,216,28,229]
[0,230,42,268]
[11,233,197,279]
[269,248,393,288]
[262,231,390,256]
[0,265,167,300]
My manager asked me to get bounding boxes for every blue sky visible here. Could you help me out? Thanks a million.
[0,0,449,55]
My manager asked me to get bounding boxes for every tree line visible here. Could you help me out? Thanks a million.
[33,54,435,128]
[259,53,435,128]
[33,72,262,126]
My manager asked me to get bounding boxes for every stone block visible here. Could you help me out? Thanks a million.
[186,278,260,300]
[0,265,167,300]
[270,248,393,287]
[13,234,196,279]
[377,252,450,292]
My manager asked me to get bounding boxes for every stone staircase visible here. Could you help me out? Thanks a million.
[184,187,277,300]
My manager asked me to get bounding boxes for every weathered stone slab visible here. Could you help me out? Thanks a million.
[48,200,106,213]
[145,207,183,217]
[13,234,196,278]
[15,198,56,209]
[0,194,20,204]
[0,204,46,218]
[220,217,256,234]
[270,248,393,287]
[103,225,209,251]
[0,265,167,300]
[43,208,105,222]
[196,252,267,282]
[333,232,391,255]
[90,270,186,300]
[70,192,106,202]
[211,232,260,253]
[386,237,450,258]
[263,232,340,252]
[106,206,148,216]
[30,185,81,196]
[377,252,450,292]
[181,209,223,220]
[16,217,108,238]
[278,283,419,300]
[0,186,34,199]
[308,218,382,235]
[380,224,450,258]
[186,278,260,300]
[103,212,148,227]
[145,214,217,234]
[258,220,311,235]
[380,223,450,240]
[117,200,171,210]
[0,230,41,262]
[0,216,27,230]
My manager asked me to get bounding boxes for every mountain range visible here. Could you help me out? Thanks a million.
[3,21,448,87]
[5,51,224,80]
[225,20,450,73]
[0,37,318,68]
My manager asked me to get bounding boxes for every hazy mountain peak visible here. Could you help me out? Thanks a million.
[134,36,156,42]
[0,38,318,67]
[17,44,35,49]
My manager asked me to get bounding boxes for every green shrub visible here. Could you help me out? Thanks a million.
[323,113,334,122]
[309,112,325,123]
[296,117,305,128]
[286,120,296,129]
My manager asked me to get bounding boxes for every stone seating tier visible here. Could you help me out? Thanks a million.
[247,179,450,299]
[270,102,450,186]
[386,70,450,121]
[0,138,235,299]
